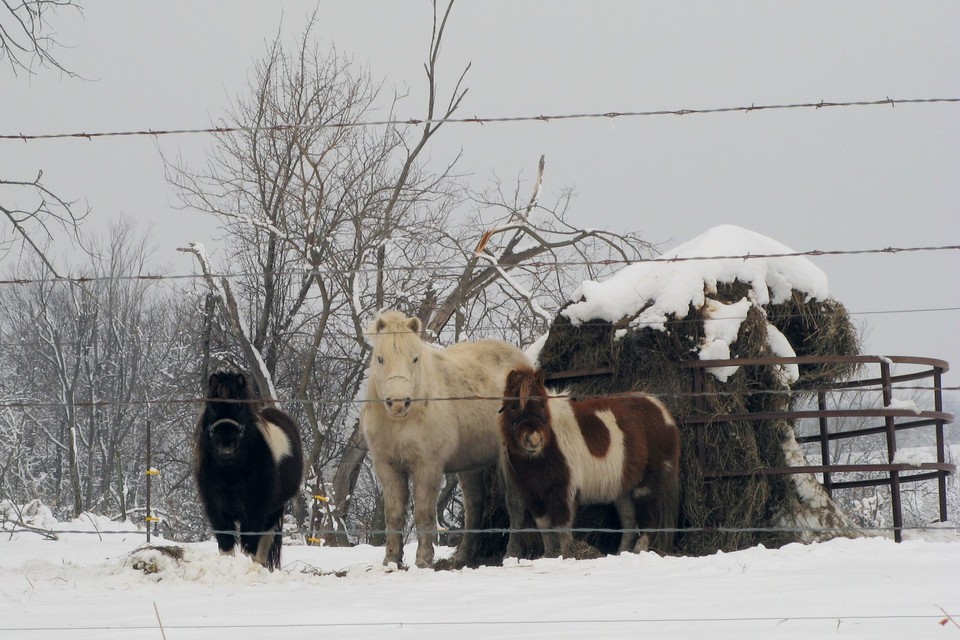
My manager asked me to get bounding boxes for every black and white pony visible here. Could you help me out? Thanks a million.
[195,371,304,570]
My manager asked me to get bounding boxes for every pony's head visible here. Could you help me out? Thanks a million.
[500,366,552,456]
[202,371,257,462]
[368,311,426,419]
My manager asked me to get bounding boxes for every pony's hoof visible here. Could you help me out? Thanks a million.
[449,554,475,570]
[383,560,403,572]
[504,543,524,560]
[633,534,651,553]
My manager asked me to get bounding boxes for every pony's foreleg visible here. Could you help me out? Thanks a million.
[215,531,237,556]
[377,462,410,567]
[536,492,575,558]
[535,514,573,558]
[206,508,238,556]
[613,493,639,553]
[453,469,485,566]
[411,466,444,568]
[502,472,529,560]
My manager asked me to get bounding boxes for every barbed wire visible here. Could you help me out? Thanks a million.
[1,244,958,287]
[0,383,957,412]
[2,96,958,143]
[3,612,953,634]
[0,306,958,351]
[3,523,957,538]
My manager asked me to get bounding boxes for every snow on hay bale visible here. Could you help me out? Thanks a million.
[534,225,861,556]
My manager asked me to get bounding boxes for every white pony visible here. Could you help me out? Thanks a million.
[361,310,531,568]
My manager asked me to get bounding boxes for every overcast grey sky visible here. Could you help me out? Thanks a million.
[3,1,958,388]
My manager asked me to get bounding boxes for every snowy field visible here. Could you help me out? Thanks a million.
[2,511,958,640]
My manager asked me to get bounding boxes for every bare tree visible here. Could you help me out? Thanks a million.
[169,3,466,534]
[328,156,653,536]
[171,4,467,396]
[170,2,653,542]
[0,222,196,519]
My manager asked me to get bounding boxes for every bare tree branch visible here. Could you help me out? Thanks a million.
[0,0,82,77]
[176,242,279,404]
[0,173,88,276]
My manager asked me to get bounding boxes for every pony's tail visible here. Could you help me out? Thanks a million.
[267,531,282,571]
[263,511,284,571]
[653,464,681,554]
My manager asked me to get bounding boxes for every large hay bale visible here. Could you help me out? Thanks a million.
[500,225,861,558]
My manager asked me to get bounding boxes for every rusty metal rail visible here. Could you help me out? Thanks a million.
[686,355,955,542]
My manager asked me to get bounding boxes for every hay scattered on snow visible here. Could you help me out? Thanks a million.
[127,545,186,575]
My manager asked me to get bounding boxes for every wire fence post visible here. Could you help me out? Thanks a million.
[144,420,163,543]
[146,420,152,543]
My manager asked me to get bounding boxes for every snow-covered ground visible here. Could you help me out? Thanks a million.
[1,511,958,640]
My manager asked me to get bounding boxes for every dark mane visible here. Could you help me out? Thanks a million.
[202,370,259,421]
[504,366,549,414]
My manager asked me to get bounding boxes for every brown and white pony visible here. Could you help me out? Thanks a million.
[499,366,681,558]
[361,310,531,568]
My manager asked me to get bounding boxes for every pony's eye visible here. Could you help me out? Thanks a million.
[377,356,384,364]
[412,357,419,364]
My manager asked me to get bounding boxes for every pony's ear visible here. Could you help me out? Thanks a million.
[375,317,386,333]
[406,316,422,334]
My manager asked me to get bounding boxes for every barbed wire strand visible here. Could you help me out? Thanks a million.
[2,306,959,352]
[3,524,958,538]
[3,96,958,143]
[1,244,958,287]
[0,306,958,353]
[1,382,959,412]
[3,612,953,633]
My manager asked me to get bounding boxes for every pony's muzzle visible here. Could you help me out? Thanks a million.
[523,431,544,455]
[384,396,412,418]
[209,418,245,459]
[213,438,241,460]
